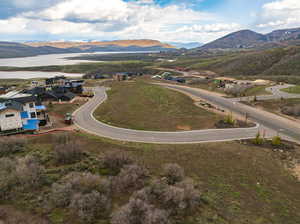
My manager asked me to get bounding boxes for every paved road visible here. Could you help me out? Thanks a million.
[231,84,300,102]
[73,86,268,144]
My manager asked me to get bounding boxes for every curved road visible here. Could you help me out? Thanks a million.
[74,84,300,144]
[231,84,300,102]
[73,86,264,144]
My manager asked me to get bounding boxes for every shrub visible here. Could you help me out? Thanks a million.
[272,136,282,146]
[70,191,110,223]
[114,164,149,192]
[253,132,264,145]
[15,155,45,190]
[53,143,84,164]
[111,198,170,224]
[0,157,17,199]
[134,178,201,217]
[162,163,185,185]
[103,151,133,174]
[51,172,111,209]
[224,113,235,125]
[0,137,26,157]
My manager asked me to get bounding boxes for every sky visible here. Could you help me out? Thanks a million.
[0,0,299,43]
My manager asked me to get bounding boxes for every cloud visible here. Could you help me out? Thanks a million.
[0,0,243,42]
[257,0,300,29]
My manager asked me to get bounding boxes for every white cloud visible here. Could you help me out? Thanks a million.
[257,0,300,29]
[0,0,243,42]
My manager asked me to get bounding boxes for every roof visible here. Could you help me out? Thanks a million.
[0,90,31,99]
[0,100,23,112]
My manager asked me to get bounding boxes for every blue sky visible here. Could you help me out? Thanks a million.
[0,0,299,43]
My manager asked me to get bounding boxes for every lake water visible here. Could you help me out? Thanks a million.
[0,51,152,67]
[0,71,83,79]
[0,51,150,79]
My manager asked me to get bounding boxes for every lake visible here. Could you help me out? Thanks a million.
[0,71,83,79]
[0,51,152,67]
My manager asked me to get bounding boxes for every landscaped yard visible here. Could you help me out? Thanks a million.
[1,132,299,224]
[282,85,300,94]
[94,80,223,131]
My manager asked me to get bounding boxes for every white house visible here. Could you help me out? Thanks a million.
[0,101,23,132]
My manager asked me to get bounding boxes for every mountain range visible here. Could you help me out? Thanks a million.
[0,39,175,58]
[199,28,300,50]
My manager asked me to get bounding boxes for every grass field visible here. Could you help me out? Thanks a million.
[1,132,299,224]
[282,85,300,94]
[244,85,271,96]
[94,80,223,131]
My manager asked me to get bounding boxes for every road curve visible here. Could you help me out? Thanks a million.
[73,86,264,144]
[231,84,300,102]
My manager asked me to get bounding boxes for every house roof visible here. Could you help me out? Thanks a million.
[0,100,23,112]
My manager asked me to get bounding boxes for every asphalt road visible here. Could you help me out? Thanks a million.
[231,84,300,102]
[73,86,268,144]
[162,84,300,142]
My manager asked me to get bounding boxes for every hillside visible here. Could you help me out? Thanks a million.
[199,27,300,50]
[25,39,175,49]
[187,46,300,82]
[0,41,76,58]
[0,39,175,59]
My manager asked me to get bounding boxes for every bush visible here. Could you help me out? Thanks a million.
[0,137,26,157]
[134,178,201,217]
[114,164,149,193]
[111,197,170,224]
[253,132,264,145]
[0,157,17,199]
[54,143,84,164]
[162,163,185,185]
[272,136,282,146]
[103,152,133,174]
[70,191,110,223]
[51,172,111,209]
[15,155,45,190]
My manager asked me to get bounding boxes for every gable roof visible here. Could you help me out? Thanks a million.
[0,100,23,112]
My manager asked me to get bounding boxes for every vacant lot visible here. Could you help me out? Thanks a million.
[282,85,300,94]
[244,98,300,119]
[94,81,223,131]
[1,132,299,224]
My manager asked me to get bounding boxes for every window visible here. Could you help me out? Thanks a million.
[30,112,36,118]
[29,103,34,108]
[5,114,15,118]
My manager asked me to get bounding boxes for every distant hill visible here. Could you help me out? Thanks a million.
[25,39,175,50]
[0,39,175,58]
[188,46,300,79]
[199,27,300,50]
[167,42,203,49]
[0,41,77,58]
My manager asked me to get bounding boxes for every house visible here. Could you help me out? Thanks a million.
[0,91,47,132]
[0,101,23,132]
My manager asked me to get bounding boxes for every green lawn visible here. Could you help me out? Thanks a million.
[94,80,223,131]
[282,85,300,94]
